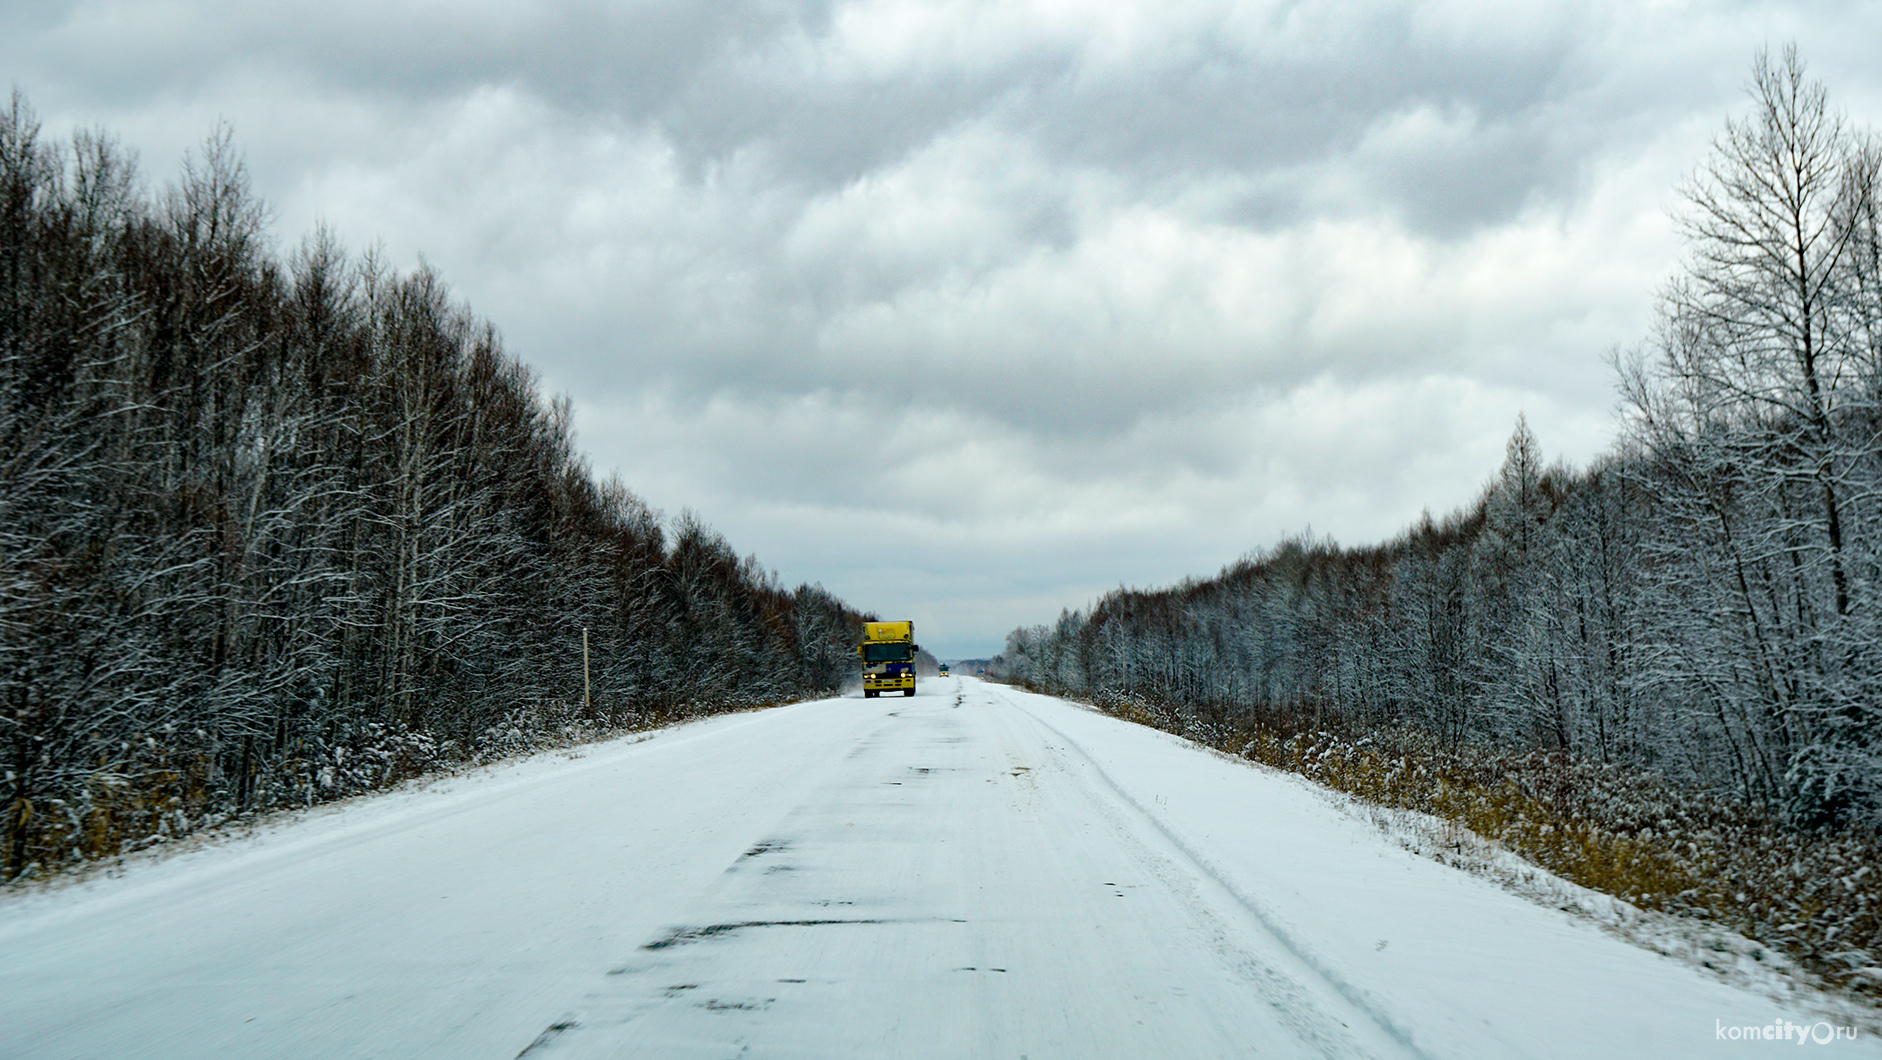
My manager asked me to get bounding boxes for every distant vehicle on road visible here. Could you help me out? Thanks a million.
[938,664,950,677]
[859,621,918,698]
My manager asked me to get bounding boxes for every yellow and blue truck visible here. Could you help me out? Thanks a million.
[859,620,919,698]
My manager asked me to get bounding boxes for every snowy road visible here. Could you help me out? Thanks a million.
[0,679,1869,1058]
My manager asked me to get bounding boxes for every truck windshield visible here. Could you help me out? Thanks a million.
[862,644,912,663]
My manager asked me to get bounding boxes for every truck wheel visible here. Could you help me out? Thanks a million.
[903,688,914,697]
[864,689,876,698]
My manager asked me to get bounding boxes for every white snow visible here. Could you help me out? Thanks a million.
[0,678,1873,1058]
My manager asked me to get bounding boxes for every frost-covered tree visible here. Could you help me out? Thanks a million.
[0,96,867,879]
[993,48,1882,830]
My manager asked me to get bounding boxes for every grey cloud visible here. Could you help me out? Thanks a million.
[656,5,1599,233]
[11,0,1882,656]
[4,0,1727,242]
[19,1,818,109]
[21,0,1598,234]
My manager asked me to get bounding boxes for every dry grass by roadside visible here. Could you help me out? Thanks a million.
[4,695,803,888]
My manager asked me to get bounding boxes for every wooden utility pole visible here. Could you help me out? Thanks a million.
[582,627,591,712]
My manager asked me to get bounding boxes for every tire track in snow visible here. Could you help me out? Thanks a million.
[523,686,1381,1058]
[987,683,1435,1060]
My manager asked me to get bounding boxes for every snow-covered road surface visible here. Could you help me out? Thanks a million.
[0,678,1868,1058]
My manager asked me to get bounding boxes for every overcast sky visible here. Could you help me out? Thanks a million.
[8,1,1882,659]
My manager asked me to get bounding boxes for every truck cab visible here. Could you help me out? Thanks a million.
[859,620,918,698]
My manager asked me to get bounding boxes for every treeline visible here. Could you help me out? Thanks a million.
[1,95,862,880]
[997,49,1882,832]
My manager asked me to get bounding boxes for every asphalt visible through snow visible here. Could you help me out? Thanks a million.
[0,678,1864,1059]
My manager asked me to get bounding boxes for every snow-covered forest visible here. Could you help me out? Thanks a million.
[0,94,863,881]
[997,49,1882,834]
